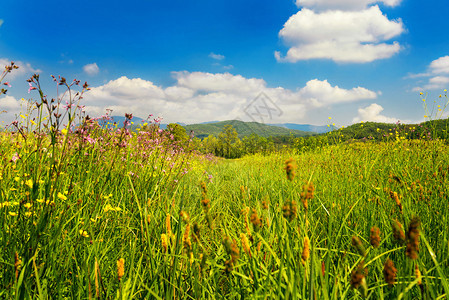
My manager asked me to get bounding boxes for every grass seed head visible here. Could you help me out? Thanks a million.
[301,236,310,263]
[240,233,251,258]
[350,262,368,297]
[351,236,366,257]
[250,209,262,232]
[415,263,422,285]
[406,216,421,260]
[284,158,296,181]
[370,227,381,248]
[392,219,406,243]
[117,258,125,281]
[282,200,297,222]
[383,259,397,286]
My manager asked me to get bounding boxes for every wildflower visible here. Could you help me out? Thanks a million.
[10,153,20,163]
[61,128,68,135]
[25,179,33,189]
[284,158,296,181]
[23,202,32,209]
[406,216,420,260]
[370,227,381,248]
[9,212,18,217]
[301,236,310,263]
[79,230,89,238]
[240,233,251,257]
[351,236,366,257]
[28,82,36,93]
[57,192,67,201]
[117,258,125,281]
[383,259,397,286]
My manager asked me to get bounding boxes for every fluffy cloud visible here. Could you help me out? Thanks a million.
[81,71,377,124]
[353,103,398,123]
[0,58,41,80]
[412,56,449,91]
[83,63,100,76]
[276,6,403,63]
[295,0,401,11]
[209,53,225,60]
[298,79,377,107]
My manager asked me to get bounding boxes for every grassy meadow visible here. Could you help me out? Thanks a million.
[1,67,449,299]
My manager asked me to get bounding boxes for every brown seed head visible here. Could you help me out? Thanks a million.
[392,219,406,243]
[383,259,397,286]
[406,216,421,260]
[284,158,296,181]
[370,227,381,248]
[117,258,125,281]
[351,236,366,257]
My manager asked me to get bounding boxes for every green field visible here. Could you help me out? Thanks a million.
[1,123,448,298]
[1,68,449,299]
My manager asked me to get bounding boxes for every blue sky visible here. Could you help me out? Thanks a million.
[1,0,449,126]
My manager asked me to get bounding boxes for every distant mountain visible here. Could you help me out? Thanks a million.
[270,123,335,134]
[183,120,314,139]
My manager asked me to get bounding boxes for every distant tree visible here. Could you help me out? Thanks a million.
[166,123,189,143]
[218,125,240,158]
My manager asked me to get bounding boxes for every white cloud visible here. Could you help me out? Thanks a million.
[298,79,377,107]
[209,53,225,60]
[0,58,41,80]
[295,0,401,11]
[429,56,449,74]
[411,56,449,91]
[0,95,20,111]
[81,72,377,124]
[276,5,403,63]
[83,63,100,76]
[352,103,398,123]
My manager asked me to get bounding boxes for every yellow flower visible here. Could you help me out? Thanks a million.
[61,128,68,135]
[79,230,89,238]
[25,179,33,189]
[23,203,32,209]
[9,212,18,217]
[57,192,67,201]
[24,212,32,218]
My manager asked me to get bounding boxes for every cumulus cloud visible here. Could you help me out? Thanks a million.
[352,103,398,123]
[0,58,41,80]
[209,53,225,60]
[295,0,401,11]
[83,63,100,76]
[276,6,403,63]
[81,72,377,124]
[412,56,449,91]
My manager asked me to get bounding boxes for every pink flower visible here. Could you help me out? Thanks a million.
[28,83,37,93]
[10,153,20,163]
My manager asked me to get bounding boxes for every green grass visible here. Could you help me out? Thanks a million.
[1,122,448,299]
